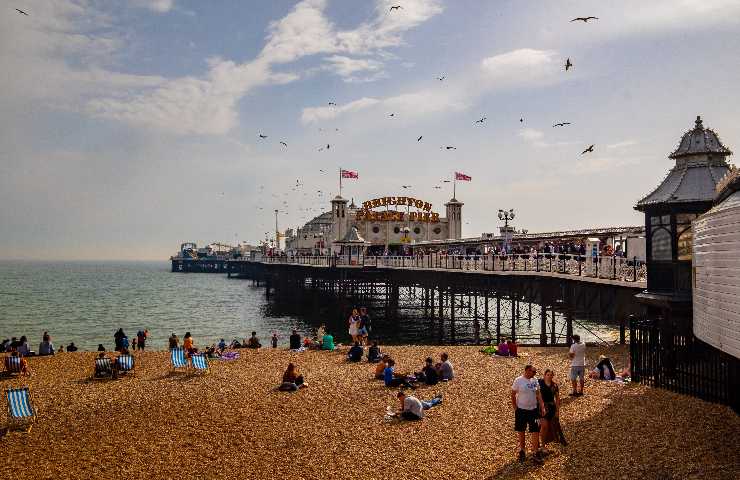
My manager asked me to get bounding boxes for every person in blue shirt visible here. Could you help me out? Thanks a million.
[218,338,227,351]
[384,359,414,388]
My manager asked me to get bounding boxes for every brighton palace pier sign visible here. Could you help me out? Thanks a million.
[357,196,441,223]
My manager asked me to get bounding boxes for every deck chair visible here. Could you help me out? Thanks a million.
[190,353,209,373]
[92,357,113,379]
[5,387,37,433]
[171,348,188,372]
[3,356,23,376]
[116,354,135,376]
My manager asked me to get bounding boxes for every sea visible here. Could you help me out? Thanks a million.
[0,261,620,351]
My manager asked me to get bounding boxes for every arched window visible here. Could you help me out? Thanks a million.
[651,227,671,261]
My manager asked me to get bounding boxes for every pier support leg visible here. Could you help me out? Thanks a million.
[540,302,547,346]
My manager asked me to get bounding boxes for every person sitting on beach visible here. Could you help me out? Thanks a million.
[183,332,197,355]
[435,353,455,381]
[57,345,64,353]
[38,338,55,356]
[247,332,261,349]
[347,342,363,362]
[590,355,616,380]
[417,357,439,385]
[384,359,414,389]
[17,335,31,356]
[168,333,179,350]
[395,391,442,420]
[279,363,307,391]
[289,330,301,350]
[506,339,519,357]
[230,339,243,349]
[367,342,382,363]
[375,355,391,379]
[321,332,335,351]
[218,338,227,351]
[97,344,106,352]
[0,339,9,353]
[66,342,78,352]
[496,338,510,356]
[316,324,326,344]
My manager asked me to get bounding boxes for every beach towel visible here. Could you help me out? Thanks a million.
[220,351,240,361]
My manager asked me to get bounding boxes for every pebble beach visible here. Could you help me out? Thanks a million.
[1,345,738,480]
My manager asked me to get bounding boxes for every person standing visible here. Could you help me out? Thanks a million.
[568,334,586,396]
[168,333,179,350]
[348,309,361,344]
[359,307,371,345]
[538,369,566,446]
[511,365,546,463]
[136,330,146,351]
[289,330,301,350]
[271,333,278,349]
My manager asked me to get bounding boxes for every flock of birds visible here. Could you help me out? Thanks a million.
[11,5,601,235]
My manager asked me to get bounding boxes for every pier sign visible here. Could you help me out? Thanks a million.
[357,196,440,222]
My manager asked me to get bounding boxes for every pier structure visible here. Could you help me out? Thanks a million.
[228,254,644,346]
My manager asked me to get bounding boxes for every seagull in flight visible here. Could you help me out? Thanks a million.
[552,122,571,127]
[417,135,423,142]
[475,116,486,124]
[436,75,446,81]
[389,5,403,11]
[433,186,442,189]
[442,146,457,150]
[401,185,412,189]
[565,58,573,71]
[571,16,598,22]
[15,8,29,15]
[581,144,595,155]
[258,134,267,139]
[280,141,288,147]
[328,102,337,106]
[319,169,325,173]
[389,113,395,117]
[441,180,451,183]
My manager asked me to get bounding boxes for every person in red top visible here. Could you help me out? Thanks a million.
[506,338,519,357]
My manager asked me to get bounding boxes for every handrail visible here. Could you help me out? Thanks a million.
[241,253,647,283]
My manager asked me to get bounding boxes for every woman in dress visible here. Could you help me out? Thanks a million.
[348,309,360,343]
[538,369,566,446]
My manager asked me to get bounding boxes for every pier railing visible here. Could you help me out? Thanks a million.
[258,253,647,284]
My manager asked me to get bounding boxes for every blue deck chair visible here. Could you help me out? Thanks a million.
[190,353,209,373]
[92,357,113,379]
[5,387,37,433]
[116,354,135,376]
[171,348,188,371]
[3,356,23,376]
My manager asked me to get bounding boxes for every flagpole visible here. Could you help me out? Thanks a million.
[339,167,342,197]
[453,172,457,199]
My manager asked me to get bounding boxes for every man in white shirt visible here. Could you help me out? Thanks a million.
[396,391,443,420]
[511,365,546,463]
[568,334,586,396]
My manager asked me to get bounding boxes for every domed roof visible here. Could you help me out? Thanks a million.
[636,116,732,211]
[669,116,733,159]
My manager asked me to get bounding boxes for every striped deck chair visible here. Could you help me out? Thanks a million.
[3,356,23,376]
[92,357,113,379]
[170,348,188,372]
[5,387,37,433]
[116,354,135,376]
[190,353,209,373]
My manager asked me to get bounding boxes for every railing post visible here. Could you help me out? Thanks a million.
[633,256,637,282]
[613,257,617,279]
[595,256,599,277]
[536,255,540,272]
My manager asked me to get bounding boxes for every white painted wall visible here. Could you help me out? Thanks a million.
[693,190,740,359]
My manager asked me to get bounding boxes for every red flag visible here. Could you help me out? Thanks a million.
[455,172,472,181]
[341,170,359,179]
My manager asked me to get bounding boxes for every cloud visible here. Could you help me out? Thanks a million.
[518,128,545,142]
[129,1,175,13]
[607,140,639,149]
[86,0,444,135]
[322,55,383,81]
[301,47,564,126]
[302,97,380,124]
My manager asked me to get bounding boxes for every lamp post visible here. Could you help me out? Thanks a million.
[498,209,515,253]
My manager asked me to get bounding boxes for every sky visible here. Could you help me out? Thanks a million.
[1,0,740,260]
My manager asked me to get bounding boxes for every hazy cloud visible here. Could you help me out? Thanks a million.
[129,0,175,12]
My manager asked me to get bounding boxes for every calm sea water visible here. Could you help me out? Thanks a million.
[0,261,620,351]
[0,261,308,351]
